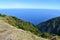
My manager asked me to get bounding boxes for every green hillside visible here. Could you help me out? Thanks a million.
[0,14,60,40]
[0,14,41,36]
[37,17,60,38]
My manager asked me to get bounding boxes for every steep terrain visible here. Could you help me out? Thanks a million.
[37,17,60,38]
[0,14,41,36]
[0,14,60,40]
[0,15,48,40]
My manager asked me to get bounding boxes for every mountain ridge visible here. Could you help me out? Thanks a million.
[37,16,60,36]
[0,14,60,40]
[0,14,49,40]
[0,14,41,36]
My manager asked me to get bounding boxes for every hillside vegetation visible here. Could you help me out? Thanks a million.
[37,17,60,39]
[0,14,41,36]
[0,14,60,40]
[0,18,48,40]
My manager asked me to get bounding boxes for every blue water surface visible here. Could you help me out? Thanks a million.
[0,9,60,25]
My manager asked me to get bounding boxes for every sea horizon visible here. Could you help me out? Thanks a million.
[0,9,60,25]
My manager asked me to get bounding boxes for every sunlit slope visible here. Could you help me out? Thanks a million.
[0,14,41,36]
[0,18,48,40]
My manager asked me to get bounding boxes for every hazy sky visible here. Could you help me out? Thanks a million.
[0,0,60,9]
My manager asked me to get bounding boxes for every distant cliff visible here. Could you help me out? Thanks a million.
[37,17,60,36]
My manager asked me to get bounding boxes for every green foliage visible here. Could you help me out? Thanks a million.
[40,32,56,39]
[0,14,7,17]
[0,15,41,37]
[0,14,60,39]
[37,16,60,38]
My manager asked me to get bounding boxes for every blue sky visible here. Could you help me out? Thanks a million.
[0,0,60,9]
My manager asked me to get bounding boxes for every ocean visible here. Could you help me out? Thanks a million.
[0,9,60,25]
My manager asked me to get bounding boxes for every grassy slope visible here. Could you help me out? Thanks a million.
[0,14,60,40]
[0,14,41,37]
[0,19,48,40]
